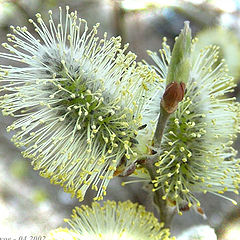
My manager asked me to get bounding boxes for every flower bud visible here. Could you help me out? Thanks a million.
[161,81,185,113]
[166,21,191,85]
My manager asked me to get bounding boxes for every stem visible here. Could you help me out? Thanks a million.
[144,106,176,229]
[145,155,176,229]
[153,107,170,149]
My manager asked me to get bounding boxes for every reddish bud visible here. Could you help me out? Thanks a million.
[113,156,126,176]
[193,205,207,219]
[196,206,204,215]
[166,198,176,207]
[161,81,185,113]
[180,203,190,212]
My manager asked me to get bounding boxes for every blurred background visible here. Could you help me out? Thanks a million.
[1,0,240,239]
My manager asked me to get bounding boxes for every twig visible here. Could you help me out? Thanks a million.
[143,81,186,229]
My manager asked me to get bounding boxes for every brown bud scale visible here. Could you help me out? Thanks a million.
[161,81,185,113]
